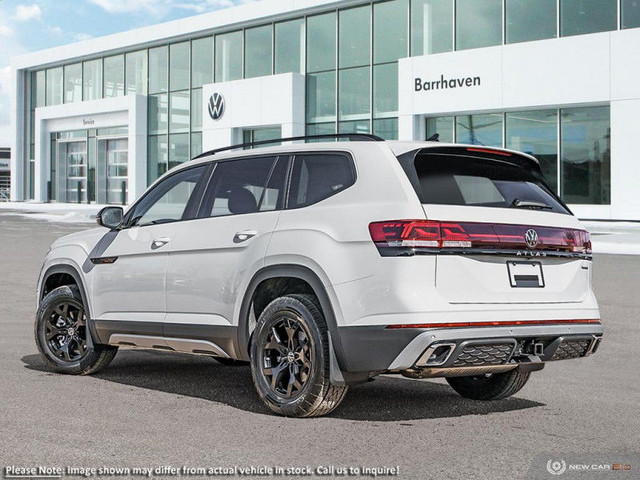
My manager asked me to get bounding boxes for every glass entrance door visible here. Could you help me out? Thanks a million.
[106,138,128,204]
[57,140,88,203]
[97,137,128,204]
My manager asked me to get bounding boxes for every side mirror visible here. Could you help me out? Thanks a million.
[97,206,123,229]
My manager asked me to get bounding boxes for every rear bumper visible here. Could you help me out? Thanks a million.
[337,322,603,373]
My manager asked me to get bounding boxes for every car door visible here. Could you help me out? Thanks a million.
[90,164,210,342]
[164,155,289,349]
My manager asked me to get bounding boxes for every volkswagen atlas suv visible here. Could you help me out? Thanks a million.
[35,134,603,417]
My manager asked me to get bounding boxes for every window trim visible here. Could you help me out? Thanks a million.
[122,162,213,229]
[284,151,357,210]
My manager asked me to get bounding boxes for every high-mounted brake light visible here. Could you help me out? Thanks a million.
[369,220,592,256]
[466,147,512,157]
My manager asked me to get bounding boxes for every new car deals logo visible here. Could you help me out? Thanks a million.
[547,460,567,476]
[208,93,225,120]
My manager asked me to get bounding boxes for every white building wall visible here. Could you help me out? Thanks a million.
[201,73,306,151]
[10,68,24,201]
[398,29,640,220]
[33,95,146,203]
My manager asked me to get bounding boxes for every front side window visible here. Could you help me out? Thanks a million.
[288,154,355,208]
[128,165,206,227]
[202,156,283,217]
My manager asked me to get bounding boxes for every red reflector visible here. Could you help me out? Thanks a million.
[386,319,601,329]
[466,147,512,157]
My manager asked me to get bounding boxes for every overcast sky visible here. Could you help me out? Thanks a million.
[0,0,250,147]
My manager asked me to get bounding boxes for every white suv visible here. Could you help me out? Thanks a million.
[35,135,603,417]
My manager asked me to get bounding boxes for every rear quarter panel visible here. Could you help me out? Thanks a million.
[264,144,427,326]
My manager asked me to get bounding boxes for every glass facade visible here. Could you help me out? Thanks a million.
[25,0,626,204]
[622,0,640,28]
[456,0,502,50]
[307,13,336,73]
[339,6,371,68]
[83,59,103,101]
[275,19,304,74]
[506,110,558,192]
[561,106,611,204]
[64,63,82,104]
[561,0,618,37]
[411,0,453,55]
[245,25,273,78]
[506,0,557,44]
[426,106,611,204]
[215,31,243,82]
[374,0,408,64]
[104,55,124,98]
[456,113,504,147]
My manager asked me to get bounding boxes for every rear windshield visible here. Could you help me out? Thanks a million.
[401,152,569,215]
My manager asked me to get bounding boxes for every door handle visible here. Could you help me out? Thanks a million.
[151,237,171,249]
[233,230,258,243]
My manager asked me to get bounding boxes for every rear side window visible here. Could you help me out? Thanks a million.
[408,152,569,214]
[288,153,355,208]
[200,156,286,217]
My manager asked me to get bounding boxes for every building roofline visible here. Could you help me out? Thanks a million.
[11,0,360,71]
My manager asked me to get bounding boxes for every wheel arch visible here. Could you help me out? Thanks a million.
[39,263,100,347]
[236,264,347,369]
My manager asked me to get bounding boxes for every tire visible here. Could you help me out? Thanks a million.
[446,369,531,400]
[214,357,249,366]
[35,285,118,375]
[250,294,348,417]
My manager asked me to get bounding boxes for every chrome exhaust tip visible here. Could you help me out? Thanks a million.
[414,343,456,367]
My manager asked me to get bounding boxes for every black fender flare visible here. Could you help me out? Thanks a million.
[236,264,349,373]
[39,264,100,348]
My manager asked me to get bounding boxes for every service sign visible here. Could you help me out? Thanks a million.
[399,47,503,116]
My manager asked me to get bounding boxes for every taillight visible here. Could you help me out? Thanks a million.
[369,220,592,256]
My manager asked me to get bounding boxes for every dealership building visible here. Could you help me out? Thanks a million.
[9,0,640,219]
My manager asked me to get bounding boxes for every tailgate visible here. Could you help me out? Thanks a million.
[425,204,591,304]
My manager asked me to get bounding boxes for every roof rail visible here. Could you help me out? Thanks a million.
[193,133,384,159]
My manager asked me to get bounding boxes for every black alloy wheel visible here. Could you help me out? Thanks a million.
[260,314,313,399]
[35,285,118,375]
[45,299,88,362]
[250,294,349,417]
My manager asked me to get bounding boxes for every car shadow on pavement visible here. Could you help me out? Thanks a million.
[22,351,544,421]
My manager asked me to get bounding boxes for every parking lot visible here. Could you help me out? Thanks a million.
[0,211,638,479]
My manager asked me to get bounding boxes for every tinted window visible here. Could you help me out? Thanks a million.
[407,153,569,214]
[202,156,282,217]
[128,165,206,227]
[288,154,355,208]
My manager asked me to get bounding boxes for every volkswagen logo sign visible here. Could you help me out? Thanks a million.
[208,93,225,120]
[525,229,539,249]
